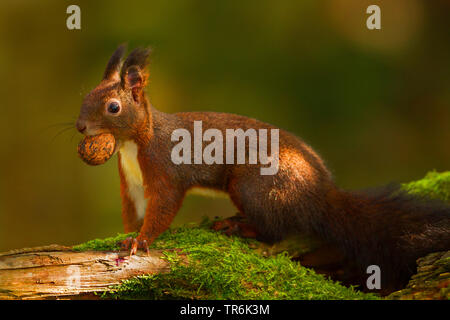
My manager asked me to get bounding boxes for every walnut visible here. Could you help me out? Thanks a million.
[78,133,116,165]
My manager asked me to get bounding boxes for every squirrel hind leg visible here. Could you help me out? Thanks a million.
[226,155,330,243]
[226,178,295,244]
[211,214,260,239]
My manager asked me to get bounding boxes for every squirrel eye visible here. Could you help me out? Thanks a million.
[107,101,121,114]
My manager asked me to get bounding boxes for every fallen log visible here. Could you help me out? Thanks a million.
[0,245,171,300]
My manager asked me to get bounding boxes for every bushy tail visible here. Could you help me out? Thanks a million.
[321,185,450,291]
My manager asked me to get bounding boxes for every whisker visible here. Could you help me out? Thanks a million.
[33,122,75,138]
[50,126,76,143]
[42,122,75,130]
[70,130,78,143]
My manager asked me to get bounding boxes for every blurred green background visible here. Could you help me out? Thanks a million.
[0,0,448,251]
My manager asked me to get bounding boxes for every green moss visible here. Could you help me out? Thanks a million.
[72,232,138,252]
[98,221,377,300]
[402,171,450,203]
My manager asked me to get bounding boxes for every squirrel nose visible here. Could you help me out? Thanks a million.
[76,120,87,133]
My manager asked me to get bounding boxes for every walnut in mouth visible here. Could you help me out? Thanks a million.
[78,133,116,166]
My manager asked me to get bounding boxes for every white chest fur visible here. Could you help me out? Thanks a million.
[120,141,147,220]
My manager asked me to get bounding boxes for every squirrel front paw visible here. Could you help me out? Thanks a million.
[119,236,151,257]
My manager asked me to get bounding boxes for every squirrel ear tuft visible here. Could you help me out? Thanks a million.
[120,47,151,84]
[103,44,127,81]
[124,66,146,103]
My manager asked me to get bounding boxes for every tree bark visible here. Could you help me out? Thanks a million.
[0,245,171,300]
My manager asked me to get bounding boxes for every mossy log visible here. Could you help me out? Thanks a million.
[0,231,372,300]
[0,245,171,300]
[0,237,330,300]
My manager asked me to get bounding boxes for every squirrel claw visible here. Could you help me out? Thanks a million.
[119,237,150,257]
[129,238,138,257]
[120,237,134,250]
[142,240,150,257]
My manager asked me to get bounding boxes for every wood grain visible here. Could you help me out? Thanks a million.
[0,245,171,300]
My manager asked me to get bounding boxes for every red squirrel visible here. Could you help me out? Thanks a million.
[76,45,450,291]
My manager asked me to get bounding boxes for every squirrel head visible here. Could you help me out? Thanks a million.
[76,45,152,142]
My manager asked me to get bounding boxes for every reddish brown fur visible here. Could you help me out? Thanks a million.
[77,45,450,292]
